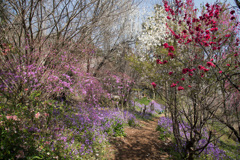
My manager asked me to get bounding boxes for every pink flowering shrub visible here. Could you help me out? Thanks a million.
[0,39,138,159]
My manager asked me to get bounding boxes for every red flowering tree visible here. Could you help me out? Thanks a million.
[149,0,240,159]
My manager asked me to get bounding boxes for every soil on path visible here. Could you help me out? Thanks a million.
[107,117,171,160]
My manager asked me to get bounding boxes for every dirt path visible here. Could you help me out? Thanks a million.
[107,117,171,160]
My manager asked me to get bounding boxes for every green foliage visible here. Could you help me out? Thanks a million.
[135,97,151,105]
[127,118,139,127]
[218,140,240,160]
[113,121,126,137]
[156,125,171,140]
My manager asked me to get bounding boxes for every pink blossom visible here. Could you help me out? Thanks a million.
[219,70,222,74]
[226,64,230,67]
[188,85,192,88]
[6,115,18,121]
[35,112,40,119]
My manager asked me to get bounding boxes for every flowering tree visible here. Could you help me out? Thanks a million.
[138,0,240,159]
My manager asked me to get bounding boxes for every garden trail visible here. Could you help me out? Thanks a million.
[108,116,171,160]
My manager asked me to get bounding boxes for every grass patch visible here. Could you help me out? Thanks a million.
[134,97,151,105]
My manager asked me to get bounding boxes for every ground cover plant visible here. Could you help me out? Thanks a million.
[156,116,239,159]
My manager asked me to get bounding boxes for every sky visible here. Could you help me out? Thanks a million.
[132,0,239,45]
[194,0,236,8]
[137,0,238,27]
[140,0,237,13]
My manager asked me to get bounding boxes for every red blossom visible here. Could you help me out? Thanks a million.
[225,34,231,38]
[167,16,171,20]
[188,85,192,88]
[206,61,215,67]
[203,68,209,72]
[198,65,204,70]
[156,59,163,64]
[151,82,156,88]
[234,53,238,57]
[181,78,185,81]
[210,27,218,32]
[186,39,192,44]
[231,16,235,20]
[230,10,235,14]
[182,68,189,74]
[163,43,169,48]
[168,52,175,58]
[171,83,177,87]
[210,59,213,61]
[183,34,188,39]
[178,86,184,91]
[169,72,173,75]
[175,35,180,39]
[163,60,168,64]
[227,64,230,67]
[168,46,175,51]
[205,34,211,40]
